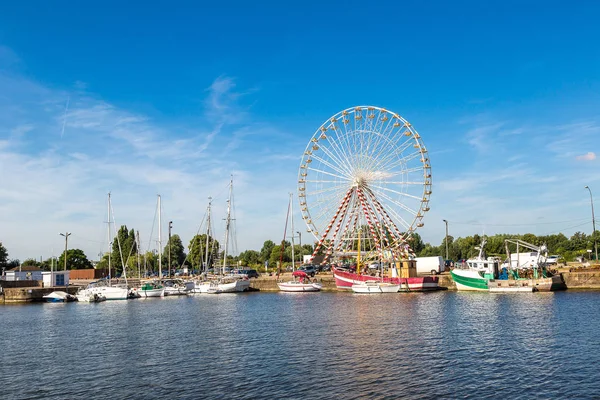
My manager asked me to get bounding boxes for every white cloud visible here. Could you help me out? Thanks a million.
[575,152,596,161]
[0,71,303,261]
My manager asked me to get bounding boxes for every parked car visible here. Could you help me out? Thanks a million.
[546,255,560,265]
[298,265,317,277]
[238,269,259,278]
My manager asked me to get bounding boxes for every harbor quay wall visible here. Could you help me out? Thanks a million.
[0,280,43,289]
[1,286,78,303]
[561,270,600,289]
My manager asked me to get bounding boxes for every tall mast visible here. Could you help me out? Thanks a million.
[290,192,296,271]
[222,176,233,275]
[136,230,141,280]
[107,192,112,286]
[158,194,162,280]
[204,197,212,274]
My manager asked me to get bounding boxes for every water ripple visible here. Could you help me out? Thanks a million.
[1,291,600,399]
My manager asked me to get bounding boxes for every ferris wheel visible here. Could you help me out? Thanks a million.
[298,106,432,263]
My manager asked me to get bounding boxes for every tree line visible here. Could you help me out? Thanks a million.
[1,229,597,274]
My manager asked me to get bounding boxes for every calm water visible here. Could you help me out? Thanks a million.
[1,291,600,399]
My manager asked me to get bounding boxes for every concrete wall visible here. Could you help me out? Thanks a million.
[0,280,43,288]
[562,270,600,289]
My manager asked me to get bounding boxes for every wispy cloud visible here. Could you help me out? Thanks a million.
[0,67,301,261]
[576,151,596,161]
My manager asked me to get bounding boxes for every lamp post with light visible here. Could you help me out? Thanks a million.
[60,232,71,288]
[585,186,598,262]
[442,219,449,261]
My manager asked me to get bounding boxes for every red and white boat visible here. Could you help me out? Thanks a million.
[278,270,322,292]
[332,266,438,291]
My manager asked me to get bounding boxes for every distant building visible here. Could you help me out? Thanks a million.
[4,265,43,281]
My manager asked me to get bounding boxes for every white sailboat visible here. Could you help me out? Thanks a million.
[136,281,165,298]
[76,193,129,301]
[216,177,250,293]
[278,193,322,292]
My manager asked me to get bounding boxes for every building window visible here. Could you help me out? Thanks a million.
[56,274,64,286]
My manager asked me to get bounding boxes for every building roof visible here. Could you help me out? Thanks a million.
[8,265,43,272]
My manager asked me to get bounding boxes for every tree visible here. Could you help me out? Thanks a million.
[163,234,186,270]
[57,249,93,270]
[239,250,261,266]
[40,257,57,271]
[111,225,137,273]
[0,242,8,267]
[260,240,275,263]
[188,234,220,270]
[269,244,289,266]
[21,258,41,267]
[407,232,425,255]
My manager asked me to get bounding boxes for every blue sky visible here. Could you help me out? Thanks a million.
[1,0,599,261]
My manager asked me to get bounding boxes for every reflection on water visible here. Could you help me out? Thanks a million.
[1,291,600,399]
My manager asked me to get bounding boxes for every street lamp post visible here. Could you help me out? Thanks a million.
[60,232,71,288]
[442,219,449,261]
[585,186,598,262]
[297,231,302,264]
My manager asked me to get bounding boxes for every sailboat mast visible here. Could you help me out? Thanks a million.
[204,198,212,274]
[222,176,233,275]
[290,192,295,271]
[107,192,112,286]
[136,230,141,280]
[158,194,162,280]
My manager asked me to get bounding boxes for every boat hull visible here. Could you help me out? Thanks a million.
[43,291,76,302]
[452,269,567,292]
[218,280,250,293]
[139,288,165,298]
[333,267,438,291]
[76,286,129,301]
[351,282,400,293]
[193,279,249,293]
[451,269,489,291]
[278,282,322,292]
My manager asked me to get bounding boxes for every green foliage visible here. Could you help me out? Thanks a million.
[418,231,596,262]
[21,258,41,267]
[111,225,137,273]
[260,240,275,262]
[188,234,219,270]
[407,233,425,254]
[0,242,8,266]
[269,244,288,266]
[57,249,93,270]
[39,257,57,272]
[238,250,261,266]
[163,234,186,269]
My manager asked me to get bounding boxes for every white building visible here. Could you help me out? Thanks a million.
[42,271,70,287]
[4,266,43,281]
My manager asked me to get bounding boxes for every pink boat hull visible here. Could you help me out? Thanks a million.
[332,267,439,291]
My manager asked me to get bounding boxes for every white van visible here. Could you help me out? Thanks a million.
[414,256,445,275]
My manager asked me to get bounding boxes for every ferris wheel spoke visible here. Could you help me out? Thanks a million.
[305,164,352,183]
[370,183,424,202]
[382,150,423,171]
[364,187,419,224]
[312,133,356,177]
